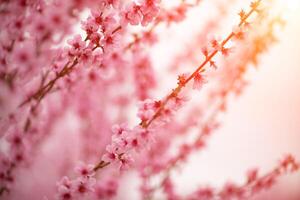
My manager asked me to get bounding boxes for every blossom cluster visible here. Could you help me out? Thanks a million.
[187,155,299,200]
[56,164,96,200]
[0,0,299,200]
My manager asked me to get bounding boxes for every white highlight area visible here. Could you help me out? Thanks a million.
[277,0,300,12]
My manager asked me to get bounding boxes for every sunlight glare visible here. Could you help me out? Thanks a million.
[277,0,300,12]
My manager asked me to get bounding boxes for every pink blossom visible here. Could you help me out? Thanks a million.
[12,42,35,70]
[135,127,155,148]
[193,73,206,90]
[140,0,161,26]
[78,48,93,64]
[202,47,209,58]
[220,182,244,199]
[121,3,143,26]
[5,131,23,149]
[88,32,102,45]
[81,17,99,36]
[189,187,214,200]
[127,135,142,150]
[118,153,134,171]
[30,17,50,39]
[137,99,156,122]
[75,163,95,178]
[102,145,118,163]
[111,123,129,136]
[102,32,121,52]
[101,14,118,33]
[91,49,103,65]
[247,168,259,184]
[67,35,86,57]
[143,31,158,46]
[56,177,73,200]
[73,177,96,197]
[210,37,222,51]
[233,26,246,40]
[56,186,73,200]
[57,176,73,190]
[162,177,179,200]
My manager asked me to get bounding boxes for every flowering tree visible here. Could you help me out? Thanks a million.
[0,0,299,199]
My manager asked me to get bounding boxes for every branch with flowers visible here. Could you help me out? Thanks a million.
[95,0,262,170]
[0,0,299,199]
[139,12,285,199]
